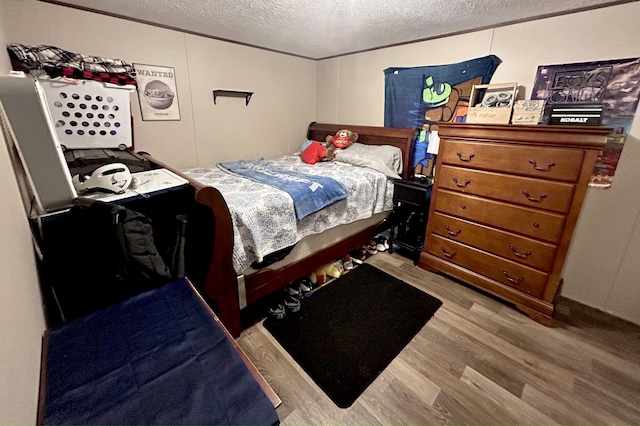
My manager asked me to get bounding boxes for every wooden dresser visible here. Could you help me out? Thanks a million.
[419,123,610,325]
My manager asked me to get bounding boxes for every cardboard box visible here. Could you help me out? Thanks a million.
[512,100,545,125]
[466,83,517,124]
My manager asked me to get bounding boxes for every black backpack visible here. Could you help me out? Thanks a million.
[41,198,186,323]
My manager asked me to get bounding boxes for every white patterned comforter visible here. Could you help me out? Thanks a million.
[184,154,394,274]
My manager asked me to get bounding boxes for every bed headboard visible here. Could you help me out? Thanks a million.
[307,122,418,180]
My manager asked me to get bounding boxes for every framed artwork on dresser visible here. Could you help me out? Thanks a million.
[531,57,640,188]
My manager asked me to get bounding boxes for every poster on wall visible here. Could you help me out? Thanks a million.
[530,57,640,188]
[384,55,502,177]
[133,63,181,121]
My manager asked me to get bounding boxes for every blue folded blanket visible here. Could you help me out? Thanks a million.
[219,158,348,220]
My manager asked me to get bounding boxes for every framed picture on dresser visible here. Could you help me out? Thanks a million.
[530,57,640,188]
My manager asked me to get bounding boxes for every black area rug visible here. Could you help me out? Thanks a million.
[263,263,442,408]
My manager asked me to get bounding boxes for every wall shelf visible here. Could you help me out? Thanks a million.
[213,90,253,105]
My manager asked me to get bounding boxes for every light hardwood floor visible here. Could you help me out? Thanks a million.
[237,252,640,424]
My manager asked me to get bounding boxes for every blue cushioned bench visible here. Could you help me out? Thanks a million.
[38,278,279,425]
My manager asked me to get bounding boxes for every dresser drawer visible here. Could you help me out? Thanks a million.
[427,234,547,298]
[430,212,557,271]
[438,165,575,213]
[440,140,584,182]
[434,189,566,243]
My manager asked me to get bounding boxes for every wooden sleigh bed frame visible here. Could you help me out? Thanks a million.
[142,122,417,337]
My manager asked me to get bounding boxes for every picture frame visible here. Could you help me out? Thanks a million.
[530,57,640,187]
[133,63,181,121]
[466,82,518,124]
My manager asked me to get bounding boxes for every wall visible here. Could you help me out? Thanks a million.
[186,34,316,165]
[0,3,47,424]
[2,0,317,170]
[317,2,640,324]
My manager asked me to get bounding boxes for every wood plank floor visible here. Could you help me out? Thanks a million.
[236,252,640,424]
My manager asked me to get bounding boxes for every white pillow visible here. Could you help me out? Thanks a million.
[334,142,403,178]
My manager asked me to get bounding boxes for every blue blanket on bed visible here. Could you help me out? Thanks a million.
[219,158,348,220]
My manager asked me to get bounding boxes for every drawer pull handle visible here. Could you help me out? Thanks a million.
[440,247,457,258]
[444,225,462,237]
[456,152,475,162]
[445,225,461,236]
[503,270,524,284]
[509,245,532,258]
[522,190,547,203]
[529,159,556,172]
[453,177,471,188]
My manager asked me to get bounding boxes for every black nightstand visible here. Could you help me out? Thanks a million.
[389,177,433,265]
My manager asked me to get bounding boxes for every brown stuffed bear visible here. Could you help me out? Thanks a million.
[325,129,358,160]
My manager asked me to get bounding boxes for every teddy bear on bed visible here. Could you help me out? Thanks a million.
[325,129,358,159]
[301,129,359,164]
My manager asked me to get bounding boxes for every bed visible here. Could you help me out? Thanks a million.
[142,122,417,337]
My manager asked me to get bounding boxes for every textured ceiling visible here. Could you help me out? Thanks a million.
[43,0,636,59]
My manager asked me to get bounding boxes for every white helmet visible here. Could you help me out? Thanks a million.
[72,163,133,194]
